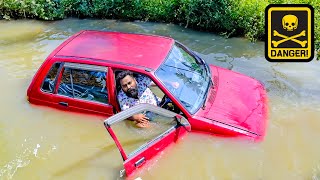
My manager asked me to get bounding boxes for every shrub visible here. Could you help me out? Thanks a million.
[0,0,64,20]
[0,0,319,59]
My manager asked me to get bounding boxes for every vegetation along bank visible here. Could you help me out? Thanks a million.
[1,0,319,59]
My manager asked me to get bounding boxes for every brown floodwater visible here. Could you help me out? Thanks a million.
[0,18,320,180]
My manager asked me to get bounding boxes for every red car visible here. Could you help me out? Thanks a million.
[27,30,268,177]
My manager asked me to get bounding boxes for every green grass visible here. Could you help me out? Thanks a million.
[0,0,319,59]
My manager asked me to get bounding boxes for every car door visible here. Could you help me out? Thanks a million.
[104,104,191,177]
[51,62,114,116]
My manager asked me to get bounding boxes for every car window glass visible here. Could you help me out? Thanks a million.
[58,67,108,104]
[111,110,179,157]
[156,44,210,114]
[41,62,61,93]
[115,70,182,114]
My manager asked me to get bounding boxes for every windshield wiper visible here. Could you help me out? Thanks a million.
[202,79,212,110]
[192,52,213,84]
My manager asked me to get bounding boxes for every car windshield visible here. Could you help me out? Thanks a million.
[155,43,211,114]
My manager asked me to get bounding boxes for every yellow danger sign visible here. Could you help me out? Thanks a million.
[265,4,314,62]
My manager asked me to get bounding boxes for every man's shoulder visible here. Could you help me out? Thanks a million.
[117,90,127,99]
[136,74,149,81]
[137,74,151,86]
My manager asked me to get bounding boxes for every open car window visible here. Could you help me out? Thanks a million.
[114,70,181,114]
[104,104,190,177]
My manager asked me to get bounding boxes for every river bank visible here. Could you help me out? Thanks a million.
[0,0,319,59]
[1,18,320,179]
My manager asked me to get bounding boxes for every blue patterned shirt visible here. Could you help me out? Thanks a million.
[117,75,161,111]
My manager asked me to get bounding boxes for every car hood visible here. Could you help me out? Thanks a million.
[195,65,268,139]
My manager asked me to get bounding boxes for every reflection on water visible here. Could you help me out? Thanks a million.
[0,18,320,179]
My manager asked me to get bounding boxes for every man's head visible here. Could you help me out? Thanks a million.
[116,71,138,98]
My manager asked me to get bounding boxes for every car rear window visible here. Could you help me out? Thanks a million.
[57,67,108,104]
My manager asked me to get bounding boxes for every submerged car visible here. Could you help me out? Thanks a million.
[27,30,268,177]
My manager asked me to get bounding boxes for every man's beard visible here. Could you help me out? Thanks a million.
[126,88,138,99]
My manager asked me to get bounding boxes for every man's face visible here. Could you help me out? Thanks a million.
[120,75,138,98]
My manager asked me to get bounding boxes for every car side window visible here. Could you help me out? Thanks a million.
[111,110,180,157]
[115,70,181,114]
[57,67,108,104]
[41,62,61,93]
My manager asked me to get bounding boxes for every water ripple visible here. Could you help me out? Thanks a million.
[0,138,57,180]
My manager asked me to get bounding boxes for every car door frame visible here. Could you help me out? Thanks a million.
[110,67,192,118]
[51,61,114,116]
[104,104,191,177]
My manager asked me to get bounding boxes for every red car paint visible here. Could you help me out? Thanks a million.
[27,30,268,176]
[104,104,191,177]
[192,65,268,141]
[55,30,174,70]
[123,125,189,176]
[27,30,268,140]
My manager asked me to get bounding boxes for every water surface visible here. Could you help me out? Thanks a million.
[0,18,320,180]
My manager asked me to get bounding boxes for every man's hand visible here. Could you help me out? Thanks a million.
[130,113,150,128]
[131,113,149,123]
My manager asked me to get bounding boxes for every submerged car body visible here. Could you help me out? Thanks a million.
[27,30,268,177]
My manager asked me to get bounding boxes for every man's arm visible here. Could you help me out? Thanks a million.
[118,92,150,125]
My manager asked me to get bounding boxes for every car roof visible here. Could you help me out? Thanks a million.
[55,30,175,70]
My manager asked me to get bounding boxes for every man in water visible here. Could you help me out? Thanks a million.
[116,70,178,128]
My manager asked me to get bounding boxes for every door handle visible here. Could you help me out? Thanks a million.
[59,102,68,107]
[135,157,145,167]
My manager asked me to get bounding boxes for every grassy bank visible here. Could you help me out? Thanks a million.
[0,0,319,59]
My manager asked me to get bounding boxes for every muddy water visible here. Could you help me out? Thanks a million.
[0,18,320,180]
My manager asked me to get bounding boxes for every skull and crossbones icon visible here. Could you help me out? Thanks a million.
[271,14,307,47]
